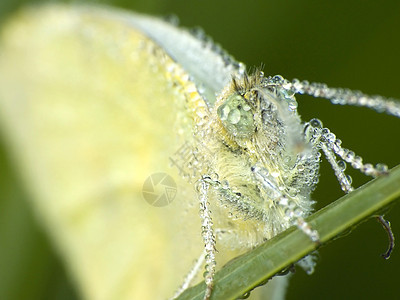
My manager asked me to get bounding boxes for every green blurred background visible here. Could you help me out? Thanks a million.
[0,0,399,299]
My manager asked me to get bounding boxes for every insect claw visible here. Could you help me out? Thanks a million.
[376,215,395,260]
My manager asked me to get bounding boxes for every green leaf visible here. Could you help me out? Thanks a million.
[178,165,400,300]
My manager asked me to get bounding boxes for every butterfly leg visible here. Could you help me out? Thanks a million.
[171,175,217,300]
[250,165,319,243]
[305,118,394,257]
[172,249,206,299]
[305,118,388,192]
[197,175,217,300]
[376,215,395,259]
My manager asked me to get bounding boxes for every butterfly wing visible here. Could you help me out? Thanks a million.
[0,5,206,299]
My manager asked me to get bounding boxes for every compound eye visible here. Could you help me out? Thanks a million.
[217,94,255,138]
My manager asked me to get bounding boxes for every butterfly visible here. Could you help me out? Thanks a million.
[0,4,399,300]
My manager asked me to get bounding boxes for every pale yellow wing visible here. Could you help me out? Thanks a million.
[0,5,206,300]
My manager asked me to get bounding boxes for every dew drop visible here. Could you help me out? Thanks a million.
[310,118,323,128]
[337,160,347,171]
